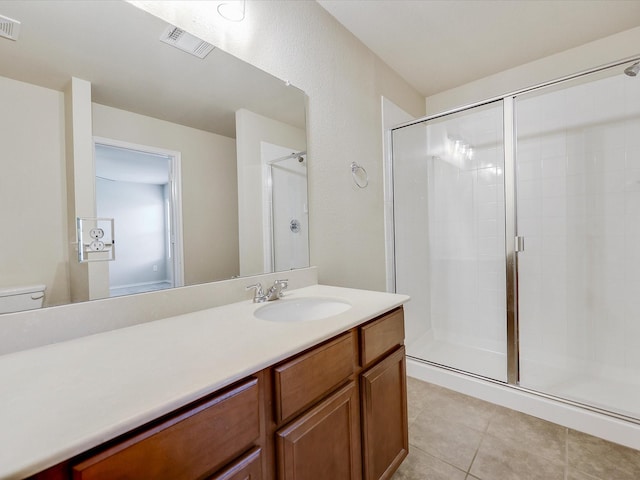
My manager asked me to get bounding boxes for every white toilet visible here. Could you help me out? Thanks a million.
[0,285,46,314]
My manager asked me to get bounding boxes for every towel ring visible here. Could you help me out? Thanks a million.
[351,162,369,188]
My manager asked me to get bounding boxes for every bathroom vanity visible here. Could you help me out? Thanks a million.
[0,285,409,480]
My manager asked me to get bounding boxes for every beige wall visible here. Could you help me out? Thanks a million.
[65,77,110,303]
[425,26,640,115]
[0,76,70,307]
[92,104,239,284]
[0,73,240,312]
[0,73,241,310]
[132,0,426,292]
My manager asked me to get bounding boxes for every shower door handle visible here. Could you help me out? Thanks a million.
[515,236,525,253]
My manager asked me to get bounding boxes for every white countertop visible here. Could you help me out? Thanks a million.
[0,285,408,479]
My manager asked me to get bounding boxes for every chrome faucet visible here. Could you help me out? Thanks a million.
[268,279,288,300]
[246,279,288,303]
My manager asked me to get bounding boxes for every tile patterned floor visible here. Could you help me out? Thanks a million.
[392,377,640,480]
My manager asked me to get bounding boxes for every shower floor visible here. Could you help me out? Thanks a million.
[407,334,640,420]
[520,361,640,420]
[407,332,507,382]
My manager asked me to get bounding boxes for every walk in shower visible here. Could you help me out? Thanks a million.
[392,58,640,424]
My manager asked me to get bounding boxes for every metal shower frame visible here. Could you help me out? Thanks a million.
[389,54,640,424]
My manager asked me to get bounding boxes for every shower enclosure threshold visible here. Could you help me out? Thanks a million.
[407,335,506,382]
[407,357,640,451]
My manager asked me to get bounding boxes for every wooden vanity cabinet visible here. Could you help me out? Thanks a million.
[271,331,361,480]
[271,307,408,480]
[29,307,407,480]
[359,308,408,480]
[31,377,264,480]
[72,378,261,480]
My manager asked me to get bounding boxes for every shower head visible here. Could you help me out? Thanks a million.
[624,62,640,77]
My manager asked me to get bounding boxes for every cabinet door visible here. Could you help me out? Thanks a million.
[209,447,262,480]
[361,347,408,480]
[276,381,361,480]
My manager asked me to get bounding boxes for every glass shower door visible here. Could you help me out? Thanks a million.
[516,62,640,419]
[392,101,507,381]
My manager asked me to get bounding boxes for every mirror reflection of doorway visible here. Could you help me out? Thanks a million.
[93,138,184,297]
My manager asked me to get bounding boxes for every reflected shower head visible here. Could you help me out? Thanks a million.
[624,62,640,77]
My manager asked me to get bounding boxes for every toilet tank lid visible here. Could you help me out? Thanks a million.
[0,285,46,297]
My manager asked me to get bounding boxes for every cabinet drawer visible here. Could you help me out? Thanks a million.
[274,331,356,424]
[360,308,404,368]
[72,378,260,480]
[209,447,262,480]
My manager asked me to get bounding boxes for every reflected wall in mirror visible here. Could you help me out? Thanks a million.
[0,0,308,313]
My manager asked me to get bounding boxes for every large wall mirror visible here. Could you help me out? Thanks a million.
[0,1,309,313]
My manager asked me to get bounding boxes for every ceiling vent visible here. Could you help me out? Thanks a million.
[159,25,214,59]
[0,14,20,41]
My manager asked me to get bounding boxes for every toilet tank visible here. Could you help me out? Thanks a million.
[0,285,46,314]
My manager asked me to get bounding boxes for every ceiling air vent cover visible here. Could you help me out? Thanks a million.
[0,14,20,41]
[159,25,214,59]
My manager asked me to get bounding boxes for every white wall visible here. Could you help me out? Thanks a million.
[132,0,426,291]
[0,74,239,308]
[92,103,239,284]
[0,76,70,308]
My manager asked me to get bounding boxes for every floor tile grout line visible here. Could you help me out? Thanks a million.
[402,379,640,480]
[465,411,493,475]
[466,434,485,476]
[406,442,470,477]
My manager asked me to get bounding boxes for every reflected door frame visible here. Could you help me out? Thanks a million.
[92,136,185,290]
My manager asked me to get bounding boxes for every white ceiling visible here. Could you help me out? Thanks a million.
[0,1,305,138]
[317,0,640,97]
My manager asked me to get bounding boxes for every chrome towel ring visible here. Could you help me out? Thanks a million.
[351,161,369,188]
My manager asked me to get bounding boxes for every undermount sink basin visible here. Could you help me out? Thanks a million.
[254,297,352,322]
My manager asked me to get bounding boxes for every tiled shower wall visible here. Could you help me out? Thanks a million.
[517,72,640,386]
[394,102,507,379]
[426,105,506,355]
[394,122,432,348]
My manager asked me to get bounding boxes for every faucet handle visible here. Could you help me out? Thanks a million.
[274,279,288,297]
[245,282,264,293]
[246,283,265,302]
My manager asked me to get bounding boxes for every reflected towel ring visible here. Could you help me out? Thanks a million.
[351,162,368,188]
